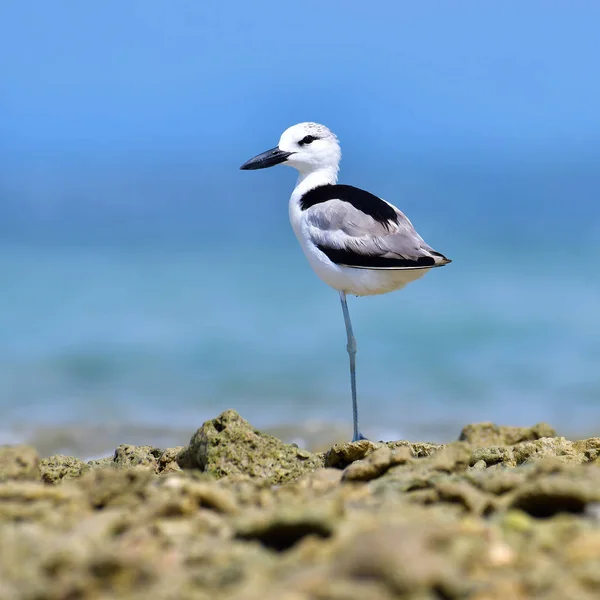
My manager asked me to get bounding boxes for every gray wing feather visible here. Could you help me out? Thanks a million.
[305,199,449,268]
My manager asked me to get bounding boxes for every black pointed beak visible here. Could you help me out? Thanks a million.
[240,147,294,170]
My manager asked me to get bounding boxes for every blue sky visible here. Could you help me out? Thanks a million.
[1,1,599,245]
[1,1,599,163]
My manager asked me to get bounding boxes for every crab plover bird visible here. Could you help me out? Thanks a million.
[240,122,451,442]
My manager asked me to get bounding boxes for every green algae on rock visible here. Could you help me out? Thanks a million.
[40,455,90,484]
[113,444,164,470]
[186,409,325,484]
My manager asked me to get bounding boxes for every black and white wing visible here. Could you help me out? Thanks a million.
[300,184,451,270]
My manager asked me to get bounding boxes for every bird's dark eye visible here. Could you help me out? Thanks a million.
[299,135,318,146]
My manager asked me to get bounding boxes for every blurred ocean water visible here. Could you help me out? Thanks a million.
[1,162,599,456]
[2,1,600,457]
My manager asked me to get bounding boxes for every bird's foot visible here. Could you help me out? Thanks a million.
[351,431,368,442]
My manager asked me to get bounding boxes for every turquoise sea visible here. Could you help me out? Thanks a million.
[1,160,599,456]
[3,0,600,459]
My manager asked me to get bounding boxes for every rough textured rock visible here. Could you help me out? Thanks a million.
[342,446,412,482]
[0,445,40,482]
[325,439,442,469]
[86,456,115,470]
[331,522,477,597]
[40,455,89,484]
[325,439,381,469]
[186,410,325,484]
[235,505,337,551]
[1,414,600,599]
[470,436,600,468]
[0,480,89,525]
[113,444,163,470]
[459,421,557,446]
[157,446,185,473]
[506,463,600,517]
[84,445,186,475]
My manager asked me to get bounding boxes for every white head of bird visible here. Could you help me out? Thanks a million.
[240,122,341,183]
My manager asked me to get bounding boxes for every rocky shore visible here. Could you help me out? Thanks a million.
[1,409,600,599]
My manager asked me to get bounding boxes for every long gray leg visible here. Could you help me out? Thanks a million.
[339,291,366,442]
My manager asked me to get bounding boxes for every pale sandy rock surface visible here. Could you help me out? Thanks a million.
[1,412,600,599]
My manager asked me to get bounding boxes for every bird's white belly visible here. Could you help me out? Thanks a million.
[289,200,429,296]
[303,243,429,296]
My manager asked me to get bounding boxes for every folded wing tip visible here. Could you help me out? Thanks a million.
[431,251,452,266]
